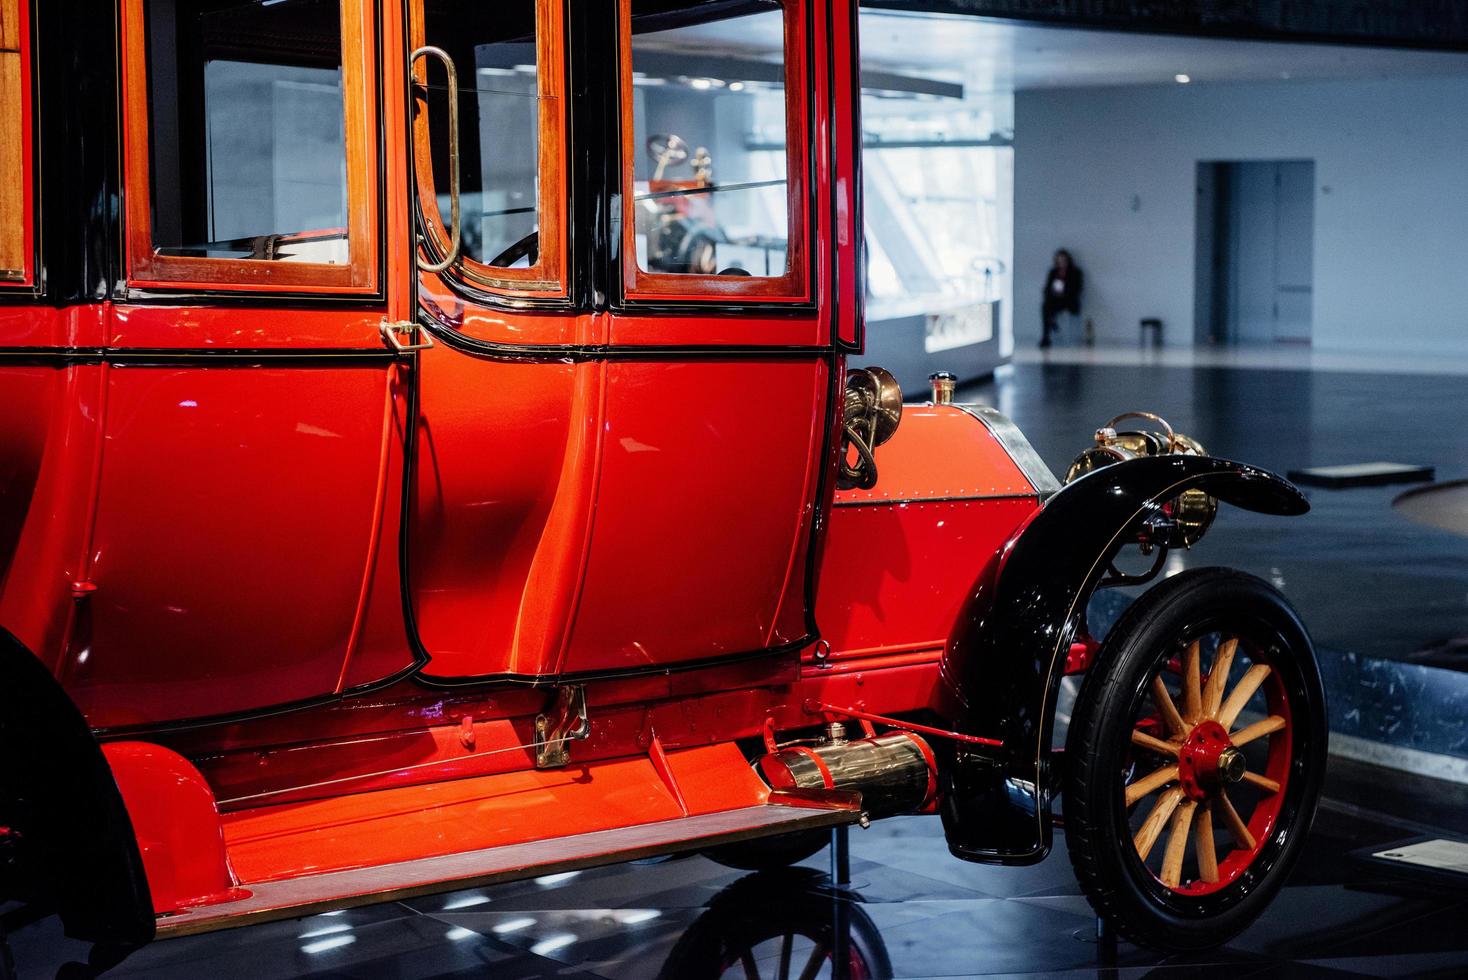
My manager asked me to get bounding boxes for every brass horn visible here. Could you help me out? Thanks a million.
[838,367,902,490]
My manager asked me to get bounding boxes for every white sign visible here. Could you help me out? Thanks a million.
[925,303,995,354]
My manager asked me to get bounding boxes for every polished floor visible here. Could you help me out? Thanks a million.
[985,352,1468,827]
[13,807,1468,978]
[6,352,1467,978]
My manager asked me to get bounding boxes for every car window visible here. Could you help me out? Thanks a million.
[622,0,808,301]
[1,0,30,283]
[414,0,565,292]
[123,0,378,291]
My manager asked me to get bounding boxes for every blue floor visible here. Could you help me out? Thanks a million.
[6,359,1467,977]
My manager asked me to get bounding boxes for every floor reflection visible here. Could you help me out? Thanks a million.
[11,804,1465,978]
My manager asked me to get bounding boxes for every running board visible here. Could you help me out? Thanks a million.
[156,793,859,939]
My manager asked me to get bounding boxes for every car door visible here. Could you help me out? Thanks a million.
[403,0,852,682]
[62,0,420,728]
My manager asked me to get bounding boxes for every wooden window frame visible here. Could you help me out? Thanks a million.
[119,0,380,294]
[408,0,566,297]
[1,0,34,287]
[619,0,810,304]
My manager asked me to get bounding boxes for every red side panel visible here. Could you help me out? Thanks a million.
[409,352,600,681]
[558,358,829,674]
[67,364,397,727]
[817,405,1042,661]
[817,497,1035,658]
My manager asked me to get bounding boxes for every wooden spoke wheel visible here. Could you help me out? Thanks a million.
[1063,568,1326,951]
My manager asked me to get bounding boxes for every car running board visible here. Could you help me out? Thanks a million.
[155,793,860,939]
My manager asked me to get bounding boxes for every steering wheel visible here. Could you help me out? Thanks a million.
[647,133,689,181]
[488,231,539,269]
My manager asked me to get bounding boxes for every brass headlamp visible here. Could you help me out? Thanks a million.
[1065,411,1218,546]
[838,367,902,490]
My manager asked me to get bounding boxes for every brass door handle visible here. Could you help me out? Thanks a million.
[411,45,461,273]
[380,319,434,353]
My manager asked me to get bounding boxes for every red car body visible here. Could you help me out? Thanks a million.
[0,0,1321,958]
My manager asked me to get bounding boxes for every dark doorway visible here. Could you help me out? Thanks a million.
[1195,160,1315,345]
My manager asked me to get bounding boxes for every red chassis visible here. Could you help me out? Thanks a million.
[0,0,1325,960]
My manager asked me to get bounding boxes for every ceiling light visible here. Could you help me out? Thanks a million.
[1174,73,1191,84]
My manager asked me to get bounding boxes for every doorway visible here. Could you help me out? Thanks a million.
[1195,160,1315,345]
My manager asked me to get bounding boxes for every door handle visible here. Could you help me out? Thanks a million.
[411,45,461,273]
[381,319,435,353]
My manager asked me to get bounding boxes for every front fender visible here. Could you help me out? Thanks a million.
[938,454,1307,865]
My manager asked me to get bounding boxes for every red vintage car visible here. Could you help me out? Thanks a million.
[0,0,1325,967]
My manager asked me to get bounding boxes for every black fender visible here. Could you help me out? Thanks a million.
[937,454,1308,865]
[0,626,154,947]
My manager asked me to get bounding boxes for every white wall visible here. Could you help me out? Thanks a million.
[1014,76,1468,356]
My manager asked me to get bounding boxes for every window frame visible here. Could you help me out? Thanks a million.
[618,0,810,304]
[1,0,35,287]
[408,0,567,297]
[119,0,380,294]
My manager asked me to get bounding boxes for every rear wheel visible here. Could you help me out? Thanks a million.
[1063,567,1326,950]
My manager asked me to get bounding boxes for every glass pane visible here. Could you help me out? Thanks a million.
[1,0,24,278]
[630,0,789,278]
[860,14,1014,353]
[422,1,542,270]
[145,0,349,264]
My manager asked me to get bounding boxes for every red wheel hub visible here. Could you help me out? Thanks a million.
[1176,720,1241,800]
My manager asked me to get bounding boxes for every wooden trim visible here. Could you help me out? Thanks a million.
[119,0,380,294]
[619,0,811,303]
[0,0,34,286]
[408,0,567,297]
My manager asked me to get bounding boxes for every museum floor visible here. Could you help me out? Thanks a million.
[7,351,1467,978]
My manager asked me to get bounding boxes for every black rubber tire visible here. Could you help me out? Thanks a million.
[1063,567,1327,951]
[702,828,830,872]
[655,868,893,980]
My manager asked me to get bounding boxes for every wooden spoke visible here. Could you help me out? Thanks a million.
[794,941,829,980]
[1134,786,1184,862]
[1130,729,1180,757]
[1203,637,1238,719]
[1125,764,1180,806]
[1216,663,1272,730]
[1183,640,1203,724]
[1231,714,1286,746]
[1241,770,1282,794]
[777,932,793,980]
[1218,790,1256,850]
[1161,798,1198,887]
[1151,676,1189,738]
[1194,802,1219,883]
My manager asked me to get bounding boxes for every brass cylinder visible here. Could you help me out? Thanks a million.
[929,372,957,405]
[757,732,935,817]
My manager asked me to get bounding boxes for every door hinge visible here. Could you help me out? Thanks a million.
[534,686,590,769]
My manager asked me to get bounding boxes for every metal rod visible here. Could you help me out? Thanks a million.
[804,699,1004,747]
[831,824,851,886]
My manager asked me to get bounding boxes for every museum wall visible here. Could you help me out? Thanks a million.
[1013,75,1468,353]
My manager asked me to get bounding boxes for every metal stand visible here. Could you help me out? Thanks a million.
[830,824,850,886]
[830,825,853,980]
[1095,915,1117,965]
